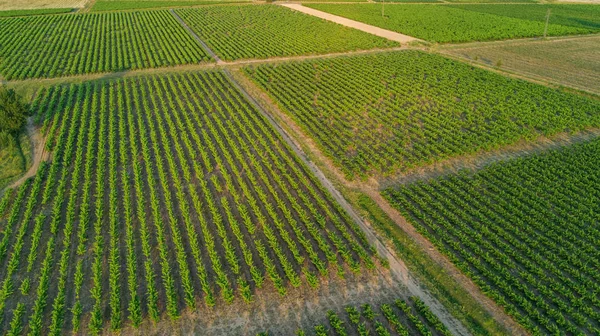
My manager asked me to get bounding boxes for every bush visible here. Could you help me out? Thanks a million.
[0,86,28,136]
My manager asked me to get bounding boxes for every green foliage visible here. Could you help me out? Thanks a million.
[454,4,600,30]
[0,11,210,80]
[175,5,397,61]
[0,86,28,136]
[305,4,599,42]
[383,137,600,334]
[244,51,600,179]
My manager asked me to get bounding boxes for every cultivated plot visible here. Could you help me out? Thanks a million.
[0,11,210,80]
[443,35,600,95]
[383,137,600,335]
[244,51,600,179]
[304,4,600,43]
[296,297,453,336]
[175,5,398,61]
[0,71,376,334]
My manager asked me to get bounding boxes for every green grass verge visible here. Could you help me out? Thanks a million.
[0,8,73,17]
[90,1,248,11]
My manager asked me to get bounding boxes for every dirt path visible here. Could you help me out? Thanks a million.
[280,3,421,44]
[230,68,530,335]
[7,118,49,190]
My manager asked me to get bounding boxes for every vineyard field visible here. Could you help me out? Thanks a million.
[305,4,599,43]
[174,5,397,61]
[0,71,376,334]
[243,51,600,179]
[0,11,210,80]
[294,297,453,336]
[383,138,600,335]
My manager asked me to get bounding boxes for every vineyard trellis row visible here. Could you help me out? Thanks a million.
[383,138,600,335]
[0,10,210,80]
[0,70,377,334]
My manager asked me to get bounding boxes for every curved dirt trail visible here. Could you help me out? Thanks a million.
[7,118,48,190]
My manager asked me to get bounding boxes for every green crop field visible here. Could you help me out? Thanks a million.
[0,11,210,80]
[295,297,453,336]
[0,8,73,17]
[383,137,600,335]
[243,51,600,179]
[305,4,600,43]
[174,5,397,61]
[455,4,600,30]
[0,71,377,334]
[91,0,249,11]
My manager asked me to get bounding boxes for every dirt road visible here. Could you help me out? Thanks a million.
[280,3,421,44]
[7,117,48,190]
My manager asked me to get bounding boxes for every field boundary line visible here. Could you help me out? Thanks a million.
[225,68,471,336]
[1,47,417,86]
[279,3,421,43]
[169,9,225,64]
[378,129,600,188]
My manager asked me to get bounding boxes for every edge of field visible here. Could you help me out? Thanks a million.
[229,67,521,336]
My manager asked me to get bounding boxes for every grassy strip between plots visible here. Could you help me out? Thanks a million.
[90,1,250,11]
[291,297,453,336]
[383,137,600,335]
[0,70,378,334]
[0,8,73,17]
[175,5,398,61]
[304,4,600,43]
[353,193,506,336]
[243,50,600,180]
[0,10,210,80]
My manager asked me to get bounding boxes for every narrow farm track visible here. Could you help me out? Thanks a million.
[280,3,422,44]
[223,68,470,336]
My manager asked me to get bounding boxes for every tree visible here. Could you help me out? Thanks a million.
[0,86,29,136]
